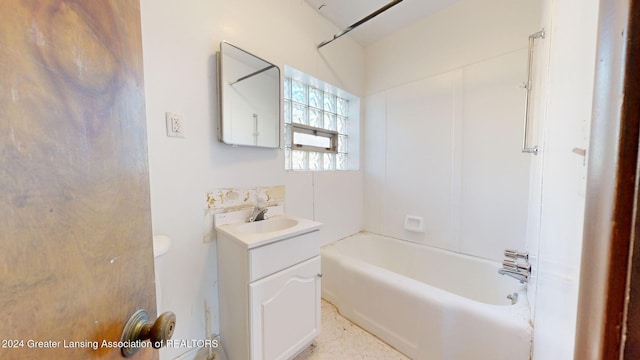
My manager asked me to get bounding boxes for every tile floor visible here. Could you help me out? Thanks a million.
[294,300,410,360]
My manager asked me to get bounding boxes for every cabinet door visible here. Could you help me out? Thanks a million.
[250,256,321,360]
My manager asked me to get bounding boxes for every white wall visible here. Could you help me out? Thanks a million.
[139,1,364,359]
[363,0,540,262]
[365,0,542,95]
[526,0,599,358]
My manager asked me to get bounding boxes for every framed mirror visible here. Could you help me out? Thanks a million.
[217,41,281,148]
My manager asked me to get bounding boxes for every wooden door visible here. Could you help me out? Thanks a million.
[0,1,157,359]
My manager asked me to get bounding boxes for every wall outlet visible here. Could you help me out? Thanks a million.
[165,112,185,138]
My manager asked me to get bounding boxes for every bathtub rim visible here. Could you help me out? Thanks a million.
[321,231,530,310]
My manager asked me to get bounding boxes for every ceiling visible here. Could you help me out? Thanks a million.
[305,0,463,47]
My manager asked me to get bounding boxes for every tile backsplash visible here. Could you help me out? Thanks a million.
[206,185,285,211]
[203,185,285,242]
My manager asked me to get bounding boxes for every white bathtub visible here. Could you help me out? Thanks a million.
[321,233,532,360]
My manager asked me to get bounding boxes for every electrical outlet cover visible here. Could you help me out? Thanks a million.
[165,112,185,138]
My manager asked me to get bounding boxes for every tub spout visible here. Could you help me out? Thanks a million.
[498,268,529,284]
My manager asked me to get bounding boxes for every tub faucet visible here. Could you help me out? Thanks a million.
[504,249,528,260]
[247,206,268,222]
[498,250,530,284]
[498,267,529,284]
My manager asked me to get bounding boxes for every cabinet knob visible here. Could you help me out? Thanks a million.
[120,310,176,357]
[317,273,322,278]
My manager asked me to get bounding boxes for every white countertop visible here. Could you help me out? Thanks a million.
[215,210,322,249]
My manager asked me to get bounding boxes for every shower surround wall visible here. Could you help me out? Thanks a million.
[364,0,542,262]
[524,0,599,358]
[364,0,601,358]
[139,1,364,359]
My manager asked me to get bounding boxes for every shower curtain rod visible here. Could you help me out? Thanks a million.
[230,64,277,85]
[317,0,403,49]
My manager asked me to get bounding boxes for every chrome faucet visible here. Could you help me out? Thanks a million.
[498,249,530,283]
[498,267,529,283]
[504,249,528,260]
[247,206,268,222]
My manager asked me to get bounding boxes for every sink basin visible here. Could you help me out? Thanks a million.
[236,218,299,233]
[214,210,322,248]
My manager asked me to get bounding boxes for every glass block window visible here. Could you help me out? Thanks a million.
[284,77,350,171]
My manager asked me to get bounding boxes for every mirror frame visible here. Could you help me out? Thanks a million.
[217,41,281,148]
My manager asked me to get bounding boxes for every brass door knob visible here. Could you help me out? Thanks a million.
[120,310,176,357]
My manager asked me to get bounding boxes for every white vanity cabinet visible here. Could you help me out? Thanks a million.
[250,256,320,359]
[216,214,322,360]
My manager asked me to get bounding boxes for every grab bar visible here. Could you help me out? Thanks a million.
[522,29,545,155]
